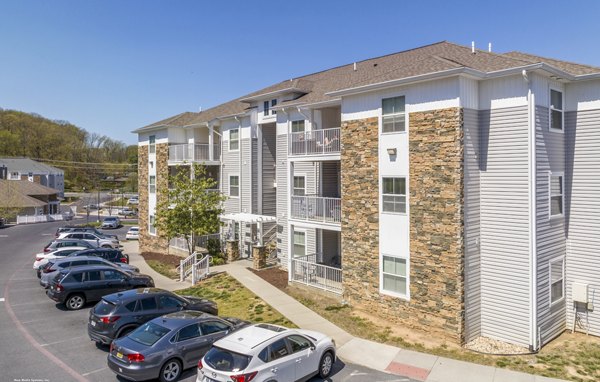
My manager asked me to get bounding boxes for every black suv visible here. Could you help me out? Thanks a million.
[46,265,154,310]
[55,225,117,239]
[88,288,218,344]
[68,248,129,264]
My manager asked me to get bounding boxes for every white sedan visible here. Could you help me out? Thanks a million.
[125,226,139,240]
[198,324,336,382]
[33,247,88,274]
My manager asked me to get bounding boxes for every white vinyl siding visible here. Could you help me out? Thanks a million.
[229,175,239,197]
[229,129,239,151]
[382,96,405,133]
[381,255,407,296]
[149,176,156,194]
[550,257,564,305]
[549,89,563,132]
[549,173,563,217]
[382,177,406,213]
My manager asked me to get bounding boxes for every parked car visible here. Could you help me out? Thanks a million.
[88,288,218,345]
[0,216,5,228]
[128,197,139,205]
[119,208,137,217]
[57,232,120,248]
[108,311,249,382]
[126,226,139,240]
[102,216,121,229]
[55,225,118,240]
[198,324,337,382]
[44,239,96,253]
[67,248,130,264]
[40,255,139,288]
[46,265,154,310]
[33,247,88,276]
[83,204,100,210]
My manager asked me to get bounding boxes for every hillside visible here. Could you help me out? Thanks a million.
[0,108,137,191]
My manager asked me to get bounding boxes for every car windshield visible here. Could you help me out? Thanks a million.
[105,218,117,221]
[128,322,170,346]
[94,299,116,315]
[204,347,251,372]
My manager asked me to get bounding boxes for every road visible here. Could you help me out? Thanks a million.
[0,221,414,382]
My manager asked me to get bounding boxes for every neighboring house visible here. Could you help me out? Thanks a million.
[0,158,65,197]
[134,41,600,351]
[0,179,61,215]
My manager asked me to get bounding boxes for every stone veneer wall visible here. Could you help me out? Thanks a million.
[138,143,169,253]
[341,108,465,343]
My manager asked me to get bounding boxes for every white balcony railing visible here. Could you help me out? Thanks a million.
[291,195,341,224]
[168,143,221,162]
[289,128,340,156]
[290,254,343,294]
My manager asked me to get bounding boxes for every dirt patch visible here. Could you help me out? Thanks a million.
[139,252,182,268]
[249,266,288,290]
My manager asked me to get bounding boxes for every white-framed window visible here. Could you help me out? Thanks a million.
[291,120,305,133]
[263,101,270,116]
[9,172,19,180]
[382,177,406,213]
[381,255,408,297]
[382,96,406,133]
[271,99,277,115]
[229,129,239,151]
[549,256,564,305]
[149,175,156,194]
[263,99,277,116]
[549,89,564,132]
[549,172,563,217]
[293,176,305,196]
[149,215,156,235]
[229,175,239,197]
[149,135,156,154]
[293,230,306,257]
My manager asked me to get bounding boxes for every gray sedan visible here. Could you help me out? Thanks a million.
[107,311,249,382]
[39,256,139,288]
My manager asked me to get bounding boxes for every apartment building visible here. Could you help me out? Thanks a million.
[134,41,600,350]
[0,158,65,197]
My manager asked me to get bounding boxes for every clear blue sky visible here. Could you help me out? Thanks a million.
[1,0,599,145]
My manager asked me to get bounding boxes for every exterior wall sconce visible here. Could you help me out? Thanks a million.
[387,148,397,155]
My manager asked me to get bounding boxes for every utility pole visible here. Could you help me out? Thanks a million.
[97,188,100,222]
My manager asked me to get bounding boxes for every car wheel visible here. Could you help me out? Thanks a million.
[318,351,334,379]
[159,358,182,382]
[101,245,112,248]
[65,294,86,310]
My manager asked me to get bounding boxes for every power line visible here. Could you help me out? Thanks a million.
[31,157,137,166]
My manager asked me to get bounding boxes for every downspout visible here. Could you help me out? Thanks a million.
[524,70,539,351]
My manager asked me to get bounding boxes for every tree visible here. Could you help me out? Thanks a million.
[154,164,226,257]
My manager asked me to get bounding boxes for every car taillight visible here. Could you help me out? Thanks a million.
[127,353,145,362]
[120,257,127,263]
[230,372,257,382]
[44,248,51,252]
[43,268,54,273]
[109,342,114,353]
[36,257,44,262]
[197,359,203,369]
[100,316,120,324]
[56,284,64,292]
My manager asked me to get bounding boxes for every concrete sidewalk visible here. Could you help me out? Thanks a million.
[124,242,566,382]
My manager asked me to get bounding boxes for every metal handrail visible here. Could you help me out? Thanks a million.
[290,255,343,294]
[291,195,341,224]
[168,143,221,162]
[288,127,340,156]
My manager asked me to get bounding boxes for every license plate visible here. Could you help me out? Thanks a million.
[116,352,123,359]
[90,321,96,327]
[202,377,218,382]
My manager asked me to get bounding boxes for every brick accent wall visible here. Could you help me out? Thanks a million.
[138,143,169,253]
[341,108,465,343]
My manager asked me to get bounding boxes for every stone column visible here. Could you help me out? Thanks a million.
[226,240,239,262]
[252,245,267,269]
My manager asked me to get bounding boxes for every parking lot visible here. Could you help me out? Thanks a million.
[0,221,412,382]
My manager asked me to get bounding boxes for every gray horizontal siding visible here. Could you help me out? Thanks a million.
[464,108,481,342]
[242,138,252,214]
[565,108,600,337]
[479,105,531,347]
[222,140,241,214]
[535,106,566,345]
[262,125,277,216]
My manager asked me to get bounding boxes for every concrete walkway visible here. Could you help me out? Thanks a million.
[124,242,566,382]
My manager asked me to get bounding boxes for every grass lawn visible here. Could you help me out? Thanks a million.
[145,259,179,279]
[176,273,296,327]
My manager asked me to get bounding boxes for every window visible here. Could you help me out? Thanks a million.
[177,324,200,341]
[382,255,408,296]
[263,99,277,116]
[149,215,156,235]
[287,335,312,353]
[124,301,138,312]
[550,89,563,132]
[86,270,102,281]
[9,172,19,180]
[229,175,239,197]
[103,270,124,280]
[200,321,230,335]
[149,175,156,194]
[149,135,156,154]
[293,176,305,196]
[549,173,563,217]
[268,339,290,361]
[382,96,406,133]
[291,120,305,133]
[140,297,157,311]
[229,129,239,151]
[550,257,564,304]
[271,99,277,115]
[234,222,240,241]
[158,295,182,309]
[293,231,306,257]
[382,177,406,213]
[263,101,270,116]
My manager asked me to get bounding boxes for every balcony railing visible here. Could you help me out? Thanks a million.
[291,195,341,224]
[168,143,221,162]
[289,128,340,156]
[290,253,343,294]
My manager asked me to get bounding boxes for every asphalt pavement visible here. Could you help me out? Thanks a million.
[0,221,411,382]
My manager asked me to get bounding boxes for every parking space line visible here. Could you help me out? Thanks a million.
[40,336,87,347]
[0,298,4,302]
[82,367,108,377]
[0,235,8,238]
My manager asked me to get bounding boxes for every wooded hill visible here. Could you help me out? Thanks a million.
[0,108,137,191]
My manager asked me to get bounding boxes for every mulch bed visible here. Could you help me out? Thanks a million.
[139,252,183,268]
[249,266,288,290]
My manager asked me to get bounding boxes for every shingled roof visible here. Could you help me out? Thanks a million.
[0,180,57,208]
[135,41,600,132]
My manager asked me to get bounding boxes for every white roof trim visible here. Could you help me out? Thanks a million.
[220,213,277,224]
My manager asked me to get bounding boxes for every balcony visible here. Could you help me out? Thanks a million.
[291,195,341,225]
[290,253,342,294]
[168,143,221,164]
[288,128,340,157]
